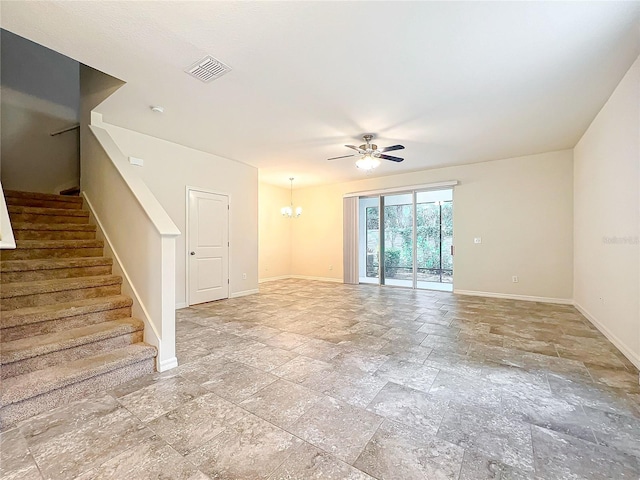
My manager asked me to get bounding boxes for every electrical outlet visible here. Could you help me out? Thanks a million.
[512,276,519,283]
[474,237,482,244]
[329,265,333,271]
[242,273,247,280]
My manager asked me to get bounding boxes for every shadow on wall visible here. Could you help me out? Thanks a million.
[0,29,80,194]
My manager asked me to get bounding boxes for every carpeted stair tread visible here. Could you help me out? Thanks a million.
[9,239,103,250]
[8,205,89,217]
[0,344,157,407]
[0,295,133,329]
[1,257,112,273]
[0,275,122,299]
[11,223,96,232]
[4,190,84,204]
[1,318,144,364]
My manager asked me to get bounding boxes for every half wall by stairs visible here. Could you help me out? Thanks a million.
[0,190,157,429]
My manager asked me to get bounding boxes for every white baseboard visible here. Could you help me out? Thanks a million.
[175,302,188,309]
[453,289,573,305]
[230,289,259,298]
[259,275,291,284]
[157,356,178,372]
[258,275,343,284]
[290,275,342,283]
[574,302,640,370]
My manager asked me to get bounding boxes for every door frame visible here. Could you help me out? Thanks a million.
[185,186,231,306]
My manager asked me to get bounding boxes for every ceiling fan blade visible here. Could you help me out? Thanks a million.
[381,144,405,153]
[380,154,404,162]
[327,154,357,160]
[345,145,364,153]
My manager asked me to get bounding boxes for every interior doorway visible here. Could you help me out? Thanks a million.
[187,188,229,305]
[358,188,453,292]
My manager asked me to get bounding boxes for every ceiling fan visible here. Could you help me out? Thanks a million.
[328,134,405,170]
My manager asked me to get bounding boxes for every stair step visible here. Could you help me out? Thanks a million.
[1,257,113,283]
[0,295,133,342]
[0,343,157,429]
[0,239,104,261]
[12,222,97,240]
[4,190,83,210]
[0,275,123,310]
[1,318,144,379]
[8,205,89,224]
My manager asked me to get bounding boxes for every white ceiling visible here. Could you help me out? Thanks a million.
[2,1,639,188]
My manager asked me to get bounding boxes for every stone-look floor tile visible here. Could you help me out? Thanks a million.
[548,376,640,419]
[262,331,310,350]
[377,341,433,364]
[224,344,298,372]
[348,321,391,337]
[74,435,204,480]
[201,360,279,403]
[458,449,534,480]
[424,350,485,378]
[501,383,597,443]
[239,379,321,428]
[187,413,302,479]
[271,355,333,383]
[290,396,383,464]
[531,425,640,479]
[268,442,375,480]
[354,420,464,480]
[375,358,440,393]
[584,406,640,458]
[293,338,342,361]
[381,327,428,344]
[437,404,535,473]
[480,362,549,389]
[428,371,502,410]
[417,323,460,337]
[467,344,527,366]
[338,334,390,352]
[586,363,640,392]
[367,382,448,434]
[117,375,208,423]
[147,392,247,455]
[330,349,389,374]
[502,337,558,357]
[0,428,42,480]
[304,369,388,408]
[239,324,282,342]
[556,344,627,369]
[21,395,154,480]
[108,369,183,398]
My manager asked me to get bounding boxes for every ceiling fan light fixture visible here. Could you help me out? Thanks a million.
[356,155,381,171]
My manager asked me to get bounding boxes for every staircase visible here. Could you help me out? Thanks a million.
[0,190,157,429]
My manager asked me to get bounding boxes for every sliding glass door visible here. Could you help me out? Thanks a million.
[358,188,453,291]
[416,190,453,291]
[382,194,413,288]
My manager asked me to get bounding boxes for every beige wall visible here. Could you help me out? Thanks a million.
[574,56,640,367]
[102,123,259,306]
[1,30,80,194]
[258,182,292,281]
[289,150,574,301]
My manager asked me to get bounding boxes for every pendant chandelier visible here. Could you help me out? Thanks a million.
[281,177,302,218]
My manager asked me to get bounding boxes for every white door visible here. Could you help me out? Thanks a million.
[188,189,229,305]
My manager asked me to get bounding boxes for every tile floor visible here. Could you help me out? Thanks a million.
[2,279,640,479]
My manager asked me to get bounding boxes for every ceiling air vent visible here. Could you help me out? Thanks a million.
[185,56,231,82]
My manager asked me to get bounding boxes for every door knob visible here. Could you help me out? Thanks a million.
[190,251,195,255]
